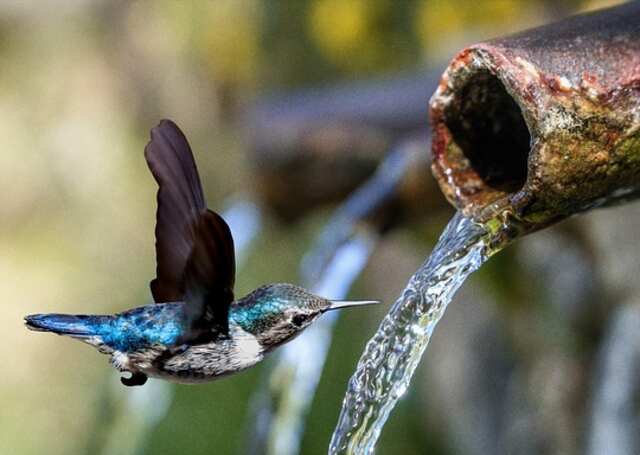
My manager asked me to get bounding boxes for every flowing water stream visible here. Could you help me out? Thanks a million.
[329,211,511,454]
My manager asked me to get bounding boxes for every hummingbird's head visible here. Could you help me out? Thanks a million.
[232,283,379,350]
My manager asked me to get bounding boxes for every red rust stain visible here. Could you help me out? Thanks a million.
[431,121,450,162]
[582,72,599,86]
[453,48,474,66]
[592,151,609,163]
[520,83,536,104]
[541,74,572,95]
[437,72,450,94]
[602,130,621,147]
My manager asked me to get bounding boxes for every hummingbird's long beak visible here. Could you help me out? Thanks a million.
[325,300,381,311]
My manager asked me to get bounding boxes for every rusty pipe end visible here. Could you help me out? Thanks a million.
[430,2,640,232]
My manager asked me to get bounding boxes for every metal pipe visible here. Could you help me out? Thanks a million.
[430,2,640,234]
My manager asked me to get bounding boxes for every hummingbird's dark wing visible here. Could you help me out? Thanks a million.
[183,209,235,338]
[144,119,235,338]
[145,119,206,303]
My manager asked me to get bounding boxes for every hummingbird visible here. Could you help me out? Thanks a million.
[25,119,379,386]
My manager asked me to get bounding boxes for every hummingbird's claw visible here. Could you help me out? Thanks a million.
[120,372,148,387]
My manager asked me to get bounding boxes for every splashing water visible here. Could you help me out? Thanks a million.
[329,211,507,454]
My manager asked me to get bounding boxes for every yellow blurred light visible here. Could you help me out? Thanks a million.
[309,0,369,65]
[201,0,260,87]
[416,0,535,57]
[415,0,465,54]
[467,0,521,27]
[580,0,626,12]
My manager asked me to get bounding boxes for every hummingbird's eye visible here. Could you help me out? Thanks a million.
[291,314,307,327]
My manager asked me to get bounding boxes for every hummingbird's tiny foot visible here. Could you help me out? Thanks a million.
[120,372,148,387]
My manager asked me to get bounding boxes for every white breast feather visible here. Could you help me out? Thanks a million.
[231,325,263,366]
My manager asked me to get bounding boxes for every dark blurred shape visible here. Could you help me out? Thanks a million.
[430,1,640,232]
[246,70,445,221]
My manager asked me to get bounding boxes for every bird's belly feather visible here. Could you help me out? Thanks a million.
[114,324,264,384]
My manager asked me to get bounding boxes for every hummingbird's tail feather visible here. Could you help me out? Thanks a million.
[24,313,109,337]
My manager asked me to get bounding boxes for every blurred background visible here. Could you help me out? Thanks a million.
[2,0,636,454]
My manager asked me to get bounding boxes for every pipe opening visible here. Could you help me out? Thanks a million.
[444,70,530,193]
